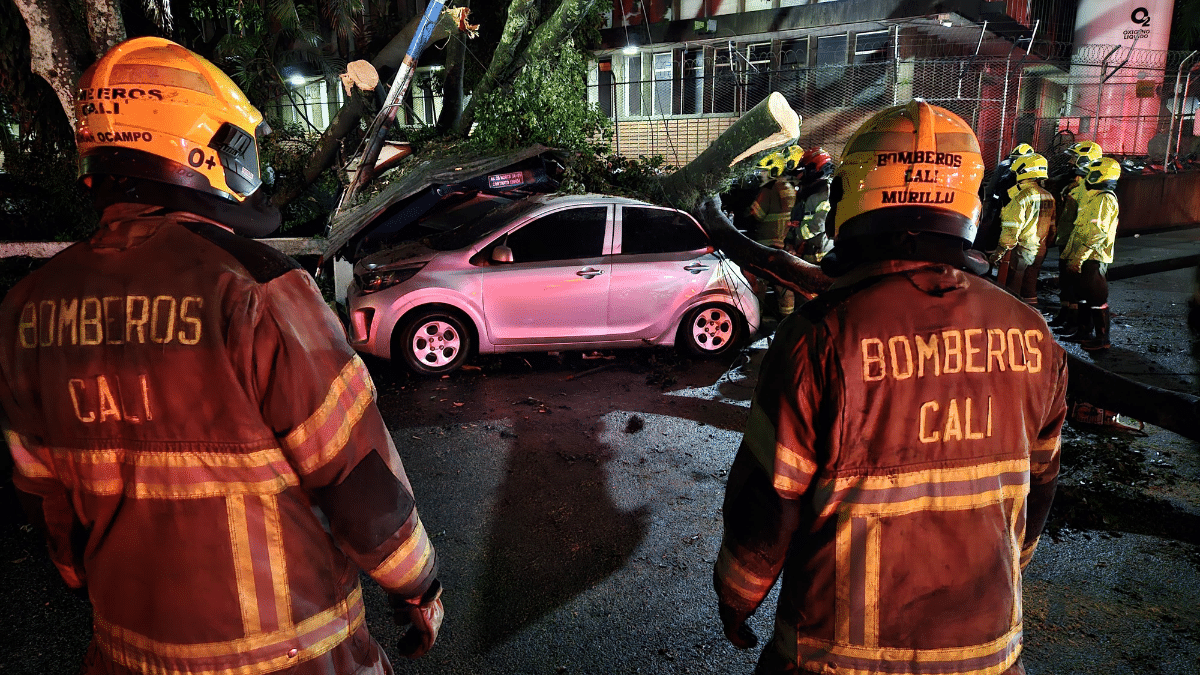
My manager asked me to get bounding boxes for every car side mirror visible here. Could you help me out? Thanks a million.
[491,244,514,263]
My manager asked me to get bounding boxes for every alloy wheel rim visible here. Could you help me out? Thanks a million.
[691,308,733,351]
[413,320,460,368]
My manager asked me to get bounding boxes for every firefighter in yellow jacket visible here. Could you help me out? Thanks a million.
[1060,156,1121,351]
[0,37,442,674]
[991,153,1055,304]
[751,149,799,318]
[711,100,1068,675]
[1049,141,1102,333]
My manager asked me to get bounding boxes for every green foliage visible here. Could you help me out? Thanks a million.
[557,153,673,204]
[0,153,99,242]
[468,41,612,155]
[259,122,339,235]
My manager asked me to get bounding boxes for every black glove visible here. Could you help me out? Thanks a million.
[391,579,444,659]
[718,602,758,649]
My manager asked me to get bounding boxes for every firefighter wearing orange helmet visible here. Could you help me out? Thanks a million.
[0,37,442,674]
[713,100,1067,675]
[991,153,1056,304]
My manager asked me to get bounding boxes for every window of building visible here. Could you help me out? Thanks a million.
[597,58,614,119]
[778,37,809,107]
[625,54,643,116]
[854,30,890,64]
[652,51,673,116]
[681,49,704,115]
[745,42,773,111]
[815,34,848,94]
[712,47,737,114]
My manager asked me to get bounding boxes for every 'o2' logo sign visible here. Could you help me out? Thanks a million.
[1131,7,1151,26]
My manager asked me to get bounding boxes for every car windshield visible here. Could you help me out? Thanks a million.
[422,198,546,251]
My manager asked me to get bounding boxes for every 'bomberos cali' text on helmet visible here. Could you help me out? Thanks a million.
[826,99,984,246]
[1013,153,1048,182]
[1084,156,1121,192]
[76,37,269,209]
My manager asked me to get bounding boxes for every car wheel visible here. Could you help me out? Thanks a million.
[397,309,473,375]
[678,302,743,357]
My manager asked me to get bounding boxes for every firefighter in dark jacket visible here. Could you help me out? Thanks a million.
[0,37,442,675]
[787,147,835,264]
[712,100,1068,675]
[751,150,799,317]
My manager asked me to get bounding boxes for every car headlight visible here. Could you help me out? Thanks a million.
[356,263,426,295]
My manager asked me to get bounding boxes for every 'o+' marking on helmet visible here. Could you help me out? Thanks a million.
[881,190,956,205]
[94,131,154,143]
[188,148,218,171]
[876,152,963,168]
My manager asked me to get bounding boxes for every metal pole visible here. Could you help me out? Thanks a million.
[998,58,1010,166]
[344,0,447,202]
[1007,20,1038,153]
[1165,51,1198,169]
[1177,63,1200,167]
[892,23,900,105]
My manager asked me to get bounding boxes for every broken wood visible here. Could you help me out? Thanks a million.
[659,92,800,211]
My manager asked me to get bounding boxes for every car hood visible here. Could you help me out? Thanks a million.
[355,239,438,273]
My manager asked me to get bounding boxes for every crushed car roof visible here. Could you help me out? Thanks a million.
[321,144,561,261]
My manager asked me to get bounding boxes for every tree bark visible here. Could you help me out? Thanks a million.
[1065,354,1200,441]
[453,0,597,138]
[14,0,85,131]
[660,92,800,211]
[436,4,468,133]
[83,0,126,58]
[451,0,537,138]
[697,196,833,300]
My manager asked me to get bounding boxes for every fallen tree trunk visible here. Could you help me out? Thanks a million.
[660,92,800,211]
[1065,354,1200,441]
[697,196,833,301]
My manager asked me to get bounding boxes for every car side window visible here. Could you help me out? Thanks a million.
[503,207,608,263]
[619,207,709,254]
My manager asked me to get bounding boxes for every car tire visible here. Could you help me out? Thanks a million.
[678,302,743,357]
[397,308,473,375]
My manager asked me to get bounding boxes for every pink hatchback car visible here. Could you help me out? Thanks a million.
[345,193,761,375]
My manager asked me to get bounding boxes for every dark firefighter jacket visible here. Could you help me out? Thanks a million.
[0,204,438,675]
[715,260,1067,675]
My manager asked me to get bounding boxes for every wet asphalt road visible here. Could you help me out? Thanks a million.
[2,266,1199,674]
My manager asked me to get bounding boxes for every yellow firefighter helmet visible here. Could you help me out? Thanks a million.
[826,99,984,245]
[1009,142,1035,158]
[1013,153,1048,181]
[1085,156,1121,191]
[1067,141,1103,173]
[75,36,268,204]
[782,144,806,175]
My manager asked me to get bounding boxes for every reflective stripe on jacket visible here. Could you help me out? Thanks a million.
[751,180,797,248]
[998,182,1055,255]
[1063,190,1119,265]
[0,205,437,675]
[715,260,1067,675]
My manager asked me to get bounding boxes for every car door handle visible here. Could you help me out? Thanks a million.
[577,267,604,279]
[683,263,710,274]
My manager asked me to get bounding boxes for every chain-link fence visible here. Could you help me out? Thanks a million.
[588,27,1200,175]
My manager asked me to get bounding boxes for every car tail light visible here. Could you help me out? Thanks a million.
[356,263,426,294]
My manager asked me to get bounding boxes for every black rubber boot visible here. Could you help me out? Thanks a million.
[1083,307,1111,351]
[1047,304,1070,326]
[1062,302,1094,342]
